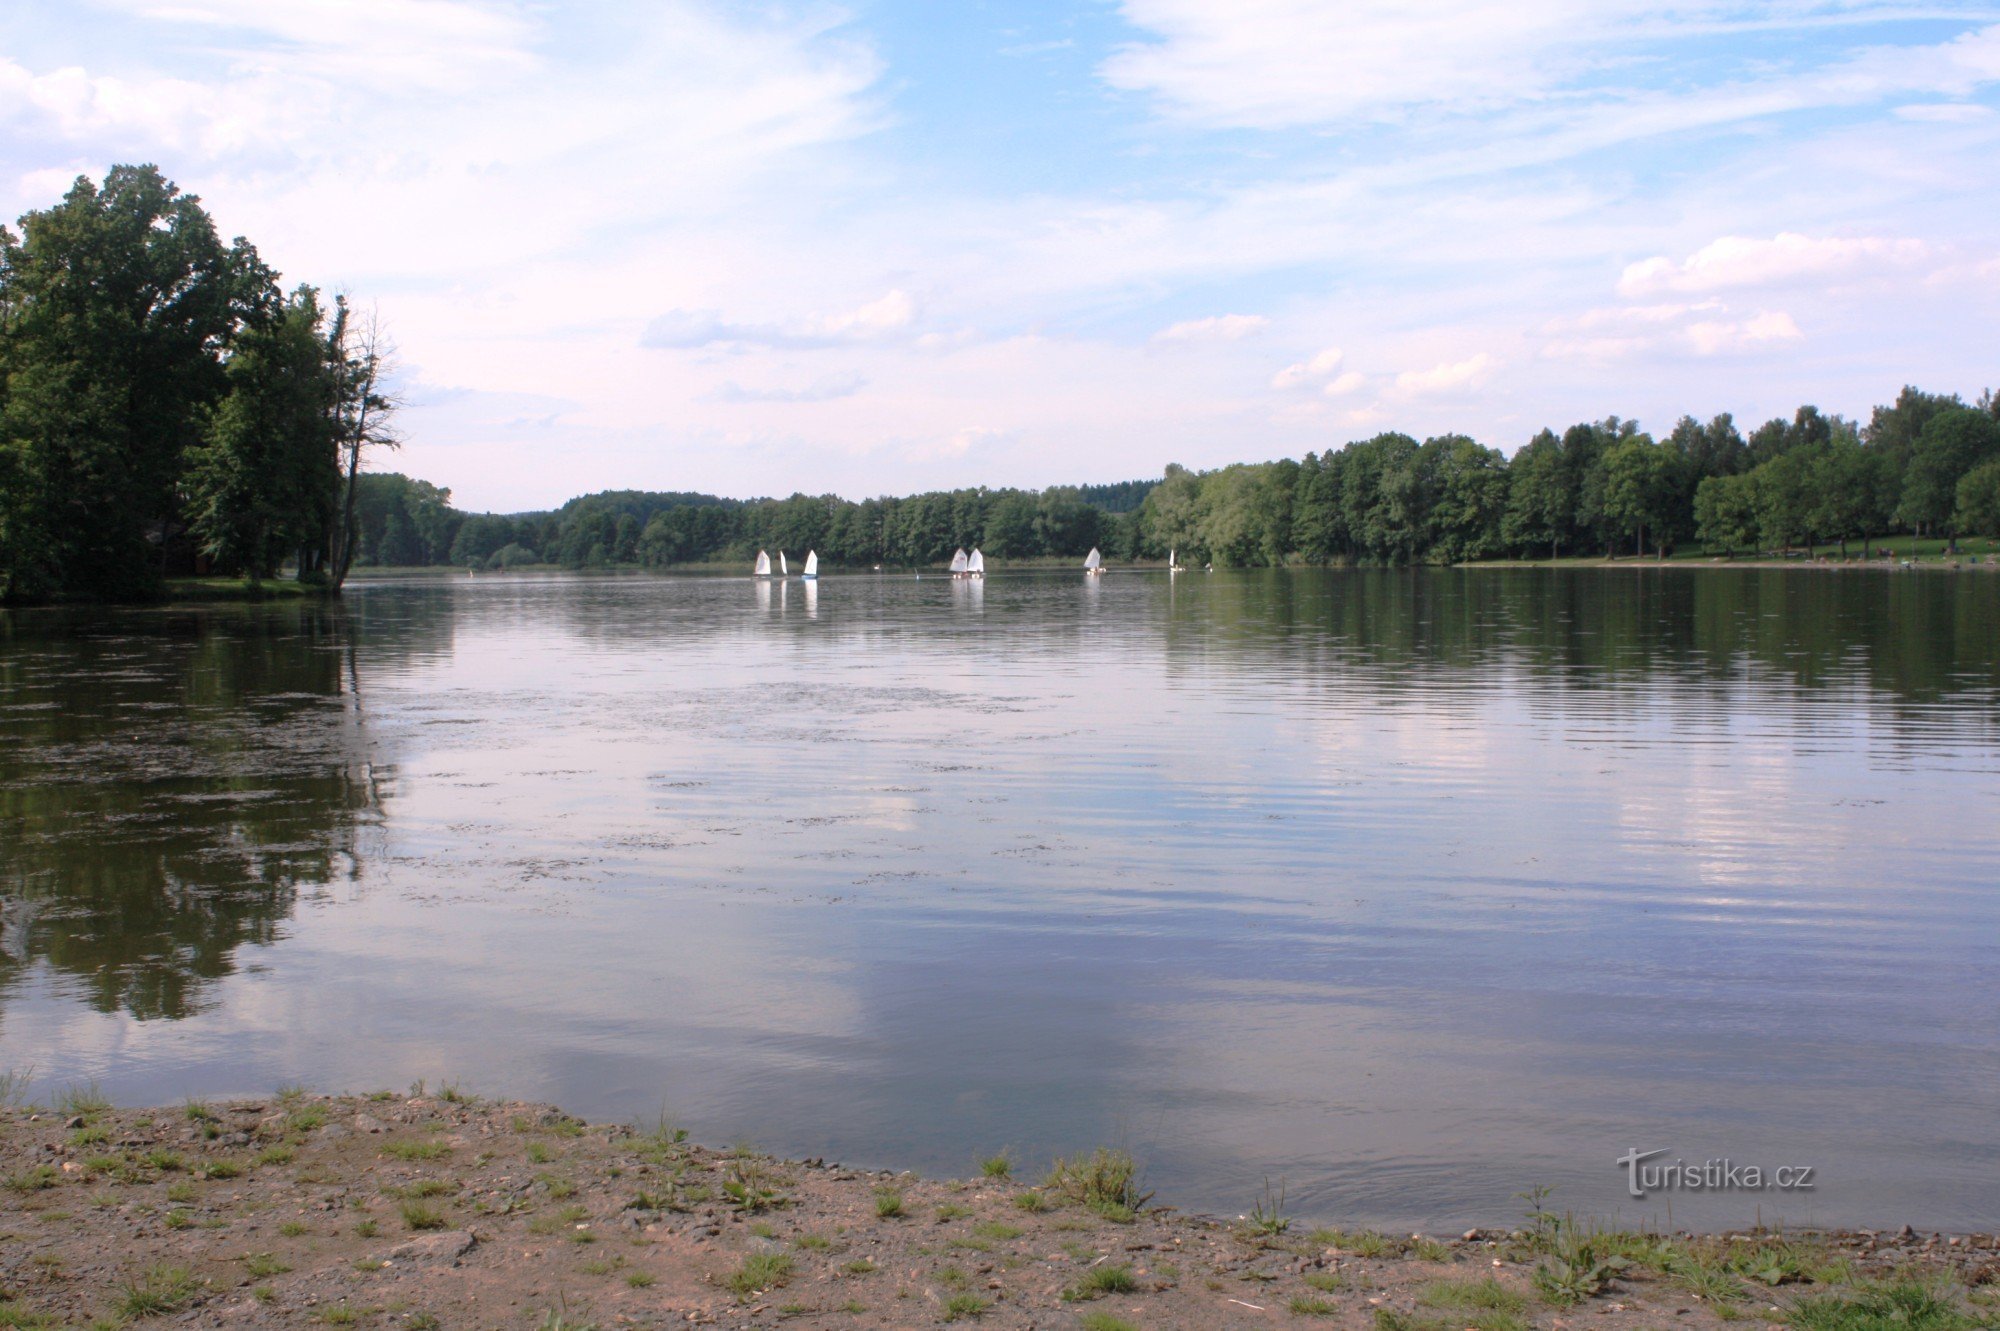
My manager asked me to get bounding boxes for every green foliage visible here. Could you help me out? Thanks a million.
[874,1187,905,1218]
[117,1264,202,1317]
[1788,1282,1980,1331]
[941,1292,990,1320]
[725,1251,794,1299]
[1901,408,2000,533]
[1076,1314,1141,1331]
[1245,1177,1290,1236]
[1044,1148,1153,1222]
[1063,1263,1139,1301]
[1955,458,2000,538]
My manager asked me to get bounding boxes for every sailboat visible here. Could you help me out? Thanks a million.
[1084,547,1103,577]
[949,548,969,577]
[1168,548,1183,573]
[754,550,772,577]
[802,550,818,580]
[779,551,789,577]
[967,548,985,579]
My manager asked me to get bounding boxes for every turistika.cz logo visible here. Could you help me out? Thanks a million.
[1617,1148,1817,1199]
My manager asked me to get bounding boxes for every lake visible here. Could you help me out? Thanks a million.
[2,567,1997,1231]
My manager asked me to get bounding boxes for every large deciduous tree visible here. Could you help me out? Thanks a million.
[186,287,341,579]
[0,166,272,599]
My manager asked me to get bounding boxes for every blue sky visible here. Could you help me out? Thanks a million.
[4,1,1998,510]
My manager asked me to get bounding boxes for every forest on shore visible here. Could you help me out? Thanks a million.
[351,387,2000,575]
[5,166,2000,603]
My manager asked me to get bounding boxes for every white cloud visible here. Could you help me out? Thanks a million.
[712,374,868,403]
[643,290,918,350]
[1619,233,1930,296]
[1271,346,1344,389]
[1103,3,2000,131]
[1394,351,1499,396]
[1152,313,1269,343]
[1685,311,1804,356]
[1322,371,1366,397]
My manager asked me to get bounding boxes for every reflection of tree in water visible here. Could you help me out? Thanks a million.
[0,601,428,1020]
[1166,568,2000,724]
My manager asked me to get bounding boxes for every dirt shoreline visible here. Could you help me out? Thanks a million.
[3,1094,1995,1330]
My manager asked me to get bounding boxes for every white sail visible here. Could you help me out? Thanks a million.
[755,550,772,577]
[950,548,969,574]
[803,550,819,578]
[779,551,789,576]
[1084,547,1102,571]
[967,549,985,575]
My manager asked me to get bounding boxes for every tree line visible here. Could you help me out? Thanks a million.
[0,165,395,603]
[346,476,1154,572]
[353,386,2000,575]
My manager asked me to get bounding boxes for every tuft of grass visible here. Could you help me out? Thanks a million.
[936,1203,973,1222]
[0,1064,35,1109]
[1064,1263,1139,1302]
[941,1293,990,1321]
[255,1145,297,1168]
[243,1253,292,1278]
[69,1122,111,1147]
[526,1141,553,1164]
[844,1259,878,1276]
[117,1264,201,1318]
[625,1272,656,1289]
[7,1165,60,1193]
[726,1252,795,1299]
[142,1149,185,1173]
[314,1304,359,1325]
[796,1233,833,1250]
[279,1221,310,1237]
[1304,1271,1346,1292]
[355,1219,380,1238]
[1421,1277,1527,1314]
[200,1159,243,1181]
[399,1200,448,1231]
[1789,1282,1980,1331]
[1292,1294,1342,1317]
[56,1083,113,1120]
[1045,1149,1152,1223]
[396,1179,453,1199]
[183,1098,217,1123]
[874,1188,905,1219]
[537,1172,578,1200]
[1343,1229,1396,1258]
[383,1140,450,1162]
[166,1181,198,1204]
[974,1222,1023,1241]
[1245,1177,1290,1236]
[1076,1314,1141,1331]
[1013,1189,1050,1212]
[286,1104,328,1134]
[979,1153,1013,1179]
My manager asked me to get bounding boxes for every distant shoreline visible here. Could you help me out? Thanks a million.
[3,1093,1995,1329]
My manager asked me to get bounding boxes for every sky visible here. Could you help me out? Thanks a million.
[3,1,1998,511]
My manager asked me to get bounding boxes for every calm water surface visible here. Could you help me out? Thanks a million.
[3,569,1998,1230]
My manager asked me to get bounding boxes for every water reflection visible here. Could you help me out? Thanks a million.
[0,603,426,1018]
[0,569,1995,1230]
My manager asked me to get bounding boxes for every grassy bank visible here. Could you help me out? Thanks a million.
[163,578,327,603]
[2,1092,1996,1330]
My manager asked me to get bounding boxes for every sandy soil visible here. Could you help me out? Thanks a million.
[3,1095,1995,1330]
